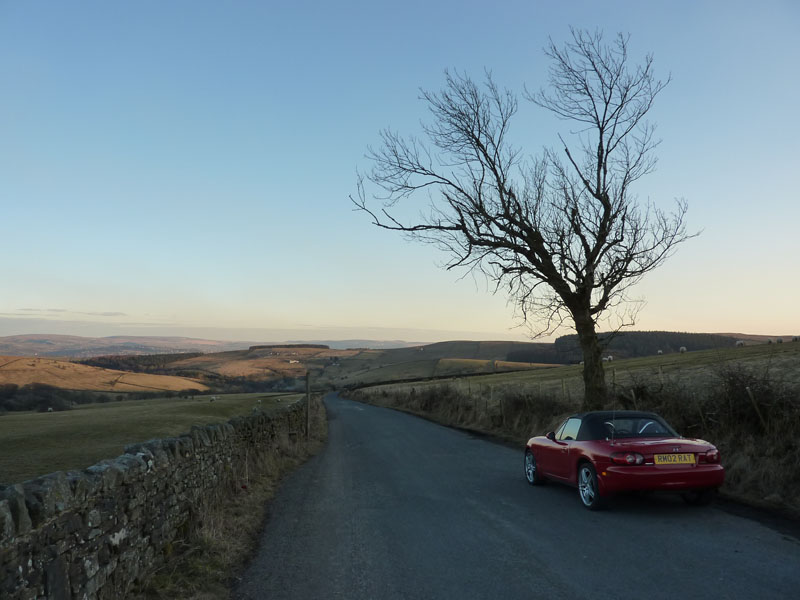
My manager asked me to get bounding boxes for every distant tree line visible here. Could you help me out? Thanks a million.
[249,344,329,350]
[507,331,738,364]
[1,383,86,412]
[505,347,566,364]
[0,384,208,414]
[0,383,117,413]
[76,353,203,374]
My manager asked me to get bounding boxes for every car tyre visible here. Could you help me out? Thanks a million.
[578,462,605,510]
[682,489,716,506]
[524,449,544,485]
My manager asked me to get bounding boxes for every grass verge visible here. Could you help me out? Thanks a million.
[132,394,328,599]
[345,357,800,518]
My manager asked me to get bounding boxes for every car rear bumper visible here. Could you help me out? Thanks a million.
[597,464,725,495]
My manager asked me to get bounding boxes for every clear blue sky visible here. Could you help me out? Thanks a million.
[1,0,798,342]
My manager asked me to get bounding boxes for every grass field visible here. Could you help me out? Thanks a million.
[0,392,302,485]
[314,355,555,389]
[359,342,800,408]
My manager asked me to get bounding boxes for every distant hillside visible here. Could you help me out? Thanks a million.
[3,332,787,393]
[372,340,552,362]
[147,345,360,382]
[503,331,747,364]
[75,353,204,373]
[0,334,255,358]
[0,334,427,357]
[0,356,208,393]
[312,340,560,388]
[555,331,740,362]
[717,333,798,343]
[286,340,422,349]
[73,341,558,391]
[250,344,330,350]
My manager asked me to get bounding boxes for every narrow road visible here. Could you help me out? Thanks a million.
[235,394,800,599]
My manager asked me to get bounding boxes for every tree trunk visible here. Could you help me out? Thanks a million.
[575,317,607,410]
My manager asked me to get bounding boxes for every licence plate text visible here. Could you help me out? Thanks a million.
[654,453,695,465]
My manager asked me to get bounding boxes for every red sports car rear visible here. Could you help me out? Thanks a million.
[524,410,725,510]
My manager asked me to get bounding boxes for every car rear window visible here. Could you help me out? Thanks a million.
[578,415,677,440]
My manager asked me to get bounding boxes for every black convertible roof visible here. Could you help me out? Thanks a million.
[569,410,661,420]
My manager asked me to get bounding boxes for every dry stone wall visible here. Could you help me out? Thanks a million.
[0,400,307,599]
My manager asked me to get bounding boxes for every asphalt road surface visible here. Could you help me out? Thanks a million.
[235,393,800,599]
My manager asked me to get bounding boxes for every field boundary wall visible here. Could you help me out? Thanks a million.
[0,400,308,599]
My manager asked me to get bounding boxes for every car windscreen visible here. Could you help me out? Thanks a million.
[578,415,678,440]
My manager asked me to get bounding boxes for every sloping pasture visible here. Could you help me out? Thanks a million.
[0,392,300,484]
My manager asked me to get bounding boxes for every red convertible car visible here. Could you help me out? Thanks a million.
[524,410,725,510]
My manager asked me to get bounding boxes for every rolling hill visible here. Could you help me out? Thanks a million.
[74,341,559,390]
[0,356,208,393]
[0,334,255,358]
[0,334,426,358]
[163,345,361,380]
[3,332,793,395]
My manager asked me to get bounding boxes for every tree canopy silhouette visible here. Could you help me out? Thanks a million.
[353,29,694,409]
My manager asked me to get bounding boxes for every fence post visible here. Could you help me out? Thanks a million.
[305,371,311,439]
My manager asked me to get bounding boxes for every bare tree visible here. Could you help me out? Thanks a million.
[352,29,694,410]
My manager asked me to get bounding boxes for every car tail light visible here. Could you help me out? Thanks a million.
[701,449,720,463]
[611,452,644,465]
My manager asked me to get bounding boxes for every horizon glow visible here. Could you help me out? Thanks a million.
[1,1,798,343]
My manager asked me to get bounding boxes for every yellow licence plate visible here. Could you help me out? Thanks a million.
[654,453,695,465]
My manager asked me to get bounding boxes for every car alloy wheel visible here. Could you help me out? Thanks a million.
[524,450,542,485]
[578,463,604,510]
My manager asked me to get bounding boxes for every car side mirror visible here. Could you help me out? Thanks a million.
[546,431,556,441]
